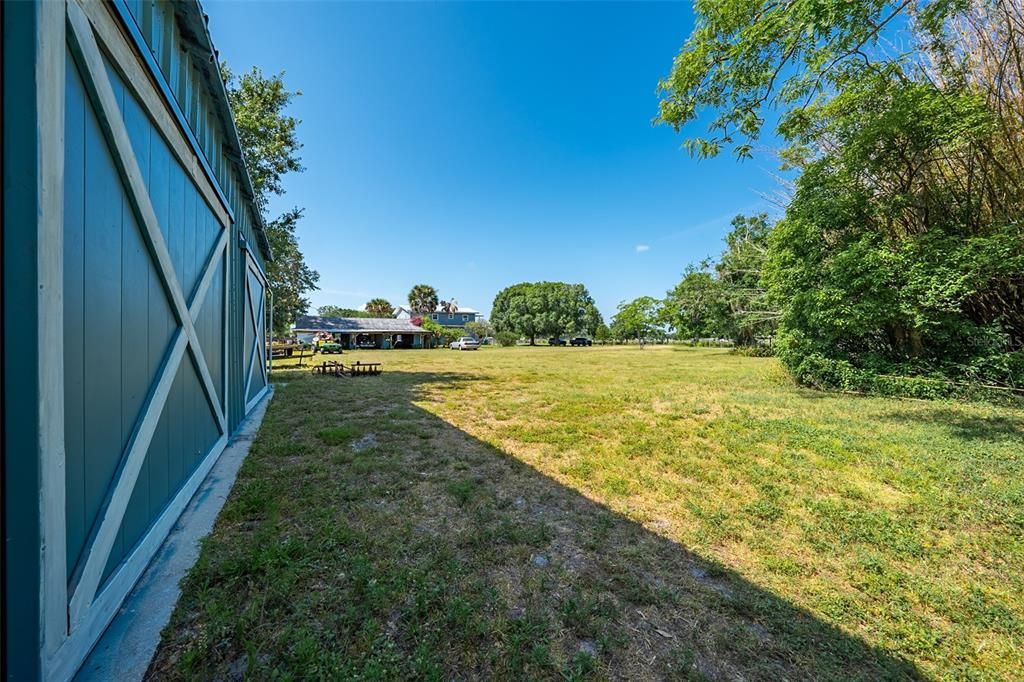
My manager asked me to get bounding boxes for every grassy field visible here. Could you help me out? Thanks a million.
[149,345,1024,680]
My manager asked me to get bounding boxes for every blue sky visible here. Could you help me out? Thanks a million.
[205,1,782,320]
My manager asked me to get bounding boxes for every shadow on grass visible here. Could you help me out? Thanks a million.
[150,368,923,681]
[883,407,1024,442]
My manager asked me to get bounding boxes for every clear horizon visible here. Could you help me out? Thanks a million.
[205,1,782,320]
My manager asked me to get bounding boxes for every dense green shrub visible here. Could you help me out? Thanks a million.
[438,327,464,346]
[418,319,465,348]
[658,0,1024,401]
[732,345,775,358]
[791,353,1024,406]
[495,331,520,347]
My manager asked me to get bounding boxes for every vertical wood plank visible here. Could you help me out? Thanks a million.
[169,363,184,491]
[149,0,162,68]
[222,247,230,421]
[140,0,152,46]
[64,50,87,578]
[65,0,227,619]
[159,3,173,76]
[146,113,172,524]
[184,177,196,300]
[183,183,197,471]
[119,78,152,568]
[82,55,124,588]
[168,164,185,491]
[166,16,178,93]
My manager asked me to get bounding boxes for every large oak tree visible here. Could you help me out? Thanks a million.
[491,282,602,345]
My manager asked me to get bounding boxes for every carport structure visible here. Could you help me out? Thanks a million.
[294,315,427,349]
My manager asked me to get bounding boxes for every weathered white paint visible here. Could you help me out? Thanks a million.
[77,388,274,681]
[190,229,228,318]
[243,252,268,412]
[223,245,230,430]
[47,430,230,682]
[242,282,260,409]
[38,0,69,673]
[253,258,269,385]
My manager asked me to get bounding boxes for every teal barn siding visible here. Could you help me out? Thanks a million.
[3,2,46,678]
[3,1,273,678]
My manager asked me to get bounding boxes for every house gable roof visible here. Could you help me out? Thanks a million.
[434,307,479,314]
[393,305,480,316]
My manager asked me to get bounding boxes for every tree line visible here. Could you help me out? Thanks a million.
[653,0,1023,393]
[609,213,777,345]
[318,297,395,319]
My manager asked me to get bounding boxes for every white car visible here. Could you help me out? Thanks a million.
[450,336,480,351]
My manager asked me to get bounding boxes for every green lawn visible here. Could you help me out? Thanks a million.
[149,346,1024,680]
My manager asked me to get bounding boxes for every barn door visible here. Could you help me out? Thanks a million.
[243,250,269,413]
[37,2,233,678]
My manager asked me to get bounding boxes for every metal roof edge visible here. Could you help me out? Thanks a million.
[180,0,273,262]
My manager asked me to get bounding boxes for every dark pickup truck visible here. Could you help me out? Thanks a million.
[570,337,593,346]
[548,337,567,346]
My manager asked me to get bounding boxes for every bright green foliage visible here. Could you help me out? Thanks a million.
[464,320,494,340]
[318,305,373,319]
[408,284,440,315]
[438,327,465,345]
[491,282,603,344]
[223,64,318,334]
[265,209,319,334]
[417,318,442,347]
[417,319,463,347]
[222,65,303,207]
[365,298,395,317]
[661,266,731,340]
[418,318,447,348]
[662,0,1024,390]
[610,297,663,342]
[660,214,779,344]
[716,213,778,344]
[495,331,520,347]
[657,0,925,160]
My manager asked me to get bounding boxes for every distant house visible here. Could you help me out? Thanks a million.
[394,305,481,327]
[293,315,427,349]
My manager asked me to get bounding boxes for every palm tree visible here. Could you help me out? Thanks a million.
[365,298,395,317]
[407,284,439,314]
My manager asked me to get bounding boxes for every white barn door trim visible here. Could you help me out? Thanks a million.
[37,0,70,669]
[244,251,270,414]
[42,2,233,678]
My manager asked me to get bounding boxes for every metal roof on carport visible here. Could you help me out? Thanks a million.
[293,315,425,334]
